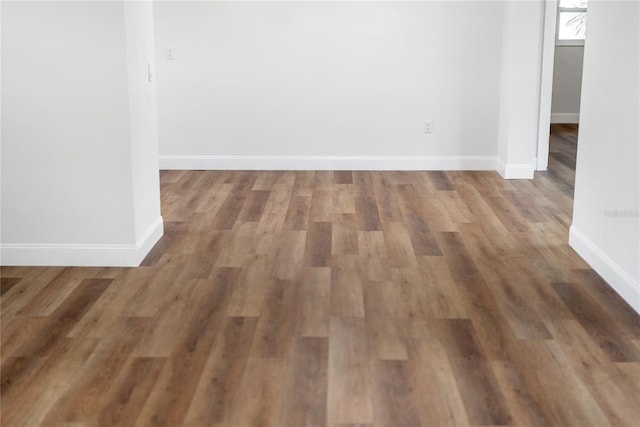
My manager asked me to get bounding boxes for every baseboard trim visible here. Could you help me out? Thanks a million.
[135,216,164,264]
[0,216,164,267]
[551,113,580,124]
[159,155,497,171]
[496,158,535,179]
[569,225,640,314]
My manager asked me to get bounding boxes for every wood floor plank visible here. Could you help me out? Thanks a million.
[428,171,454,191]
[476,259,554,340]
[256,185,293,236]
[271,231,306,280]
[299,267,331,337]
[499,254,575,320]
[369,271,415,319]
[214,222,257,267]
[1,277,23,296]
[182,316,258,426]
[333,170,353,185]
[331,213,359,255]
[328,317,374,425]
[309,190,332,223]
[238,190,271,222]
[435,231,515,361]
[13,279,111,358]
[371,360,422,426]
[543,319,640,426]
[1,268,67,324]
[283,195,311,230]
[572,268,640,339]
[332,184,356,214]
[314,170,334,191]
[280,337,329,427]
[89,357,165,427]
[365,314,408,361]
[330,256,366,318]
[407,337,470,426]
[2,338,100,427]
[251,171,280,191]
[501,188,548,223]
[381,222,417,268]
[491,360,555,427]
[352,171,376,197]
[304,221,332,267]
[68,269,164,335]
[357,231,387,261]
[61,292,126,341]
[131,278,199,358]
[395,184,442,255]
[228,358,285,427]
[209,187,248,230]
[483,192,531,233]
[455,179,524,256]
[1,351,50,405]
[291,171,315,197]
[226,256,274,317]
[436,190,475,225]
[389,267,433,325]
[362,277,410,359]
[417,256,467,319]
[552,282,640,362]
[371,173,403,223]
[430,319,512,425]
[520,340,613,427]
[1,316,50,364]
[249,279,300,358]
[194,182,233,215]
[41,317,152,424]
[355,195,381,231]
[132,270,238,426]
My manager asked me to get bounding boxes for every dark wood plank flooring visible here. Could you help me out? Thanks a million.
[2,124,640,426]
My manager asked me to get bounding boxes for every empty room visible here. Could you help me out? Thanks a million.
[1,0,639,426]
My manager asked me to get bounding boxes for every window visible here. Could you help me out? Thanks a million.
[556,0,587,45]
[557,0,587,45]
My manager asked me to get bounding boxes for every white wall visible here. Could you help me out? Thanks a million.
[1,1,163,266]
[570,0,640,313]
[551,45,584,123]
[496,0,545,179]
[2,1,134,245]
[124,1,164,247]
[154,1,509,170]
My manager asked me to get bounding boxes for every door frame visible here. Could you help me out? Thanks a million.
[536,0,558,171]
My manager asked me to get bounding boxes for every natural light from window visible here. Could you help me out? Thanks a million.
[558,0,587,42]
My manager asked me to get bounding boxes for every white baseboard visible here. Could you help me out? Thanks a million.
[551,113,580,124]
[496,158,535,179]
[0,216,164,267]
[159,155,497,171]
[135,216,165,263]
[569,225,640,314]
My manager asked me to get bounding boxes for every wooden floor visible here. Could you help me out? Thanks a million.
[2,124,639,426]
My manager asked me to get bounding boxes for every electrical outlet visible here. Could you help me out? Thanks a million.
[165,47,176,60]
[424,120,434,133]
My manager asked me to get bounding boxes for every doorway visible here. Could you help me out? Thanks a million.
[537,0,587,171]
